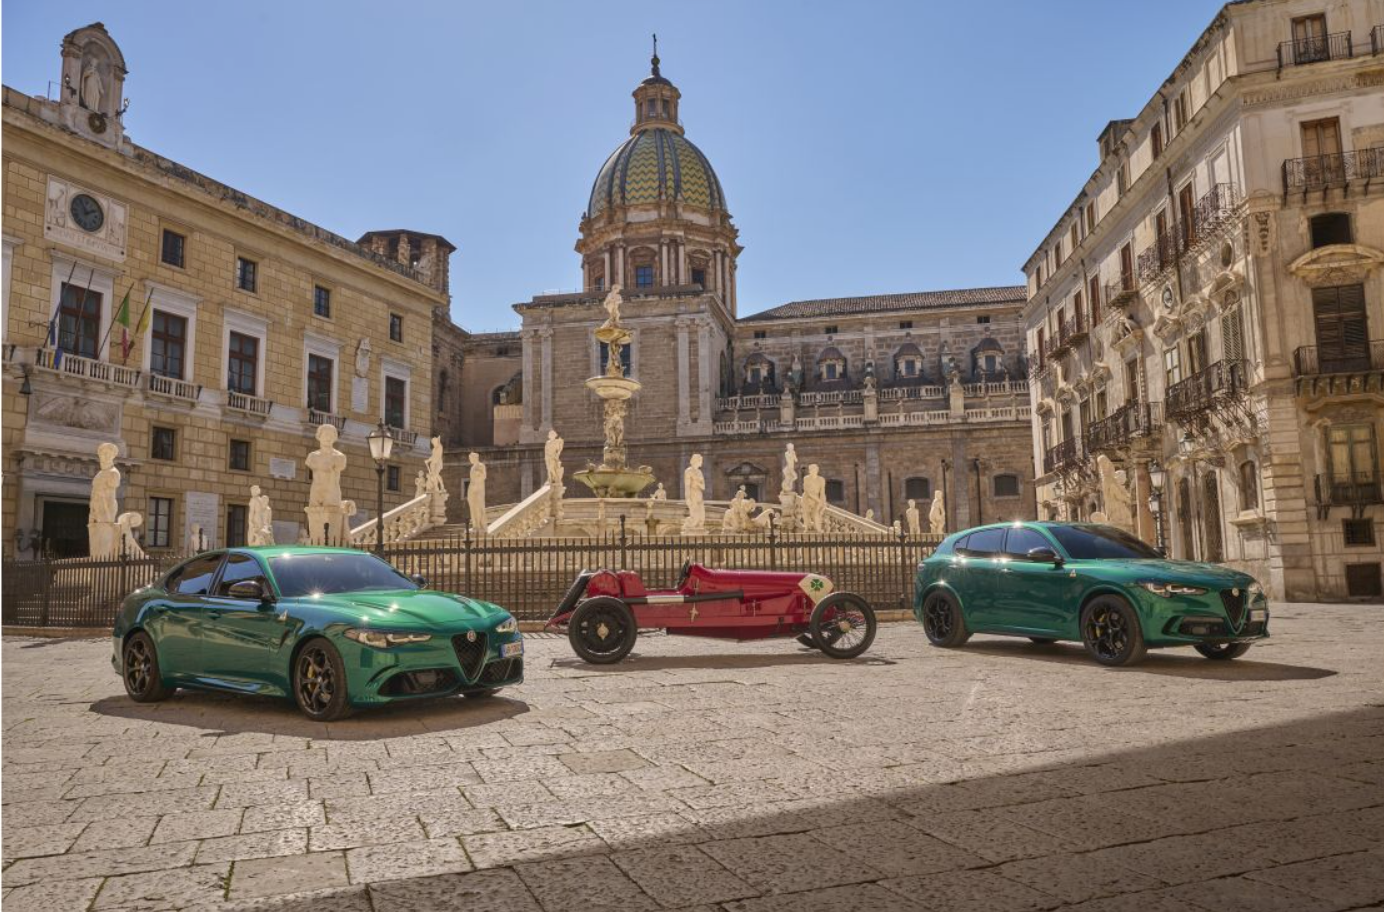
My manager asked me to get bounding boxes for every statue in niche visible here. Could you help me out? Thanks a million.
[788,354,804,391]
[906,499,921,536]
[80,60,103,112]
[248,486,274,546]
[354,338,373,379]
[801,464,827,533]
[682,454,706,534]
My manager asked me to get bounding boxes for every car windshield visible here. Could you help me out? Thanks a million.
[1047,524,1163,560]
[268,553,418,598]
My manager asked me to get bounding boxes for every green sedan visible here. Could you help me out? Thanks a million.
[914,522,1269,666]
[112,547,523,720]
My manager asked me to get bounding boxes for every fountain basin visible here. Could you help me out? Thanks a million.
[573,466,656,498]
[585,376,640,400]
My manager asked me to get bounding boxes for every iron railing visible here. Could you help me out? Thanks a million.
[1137,231,1181,281]
[1104,276,1138,310]
[1283,148,1384,194]
[1057,312,1088,350]
[1189,183,1239,244]
[1293,340,1384,376]
[1315,472,1384,510]
[1043,436,1082,475]
[1085,401,1163,453]
[1277,31,1353,70]
[1166,359,1247,422]
[1,528,939,629]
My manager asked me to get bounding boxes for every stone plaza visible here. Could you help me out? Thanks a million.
[3,608,1382,911]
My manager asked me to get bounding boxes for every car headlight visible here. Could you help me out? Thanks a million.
[1247,580,1264,598]
[1139,580,1208,598]
[343,629,433,648]
[494,616,518,634]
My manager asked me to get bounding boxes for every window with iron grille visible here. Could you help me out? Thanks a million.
[307,355,334,412]
[151,426,176,461]
[387,465,401,492]
[314,285,331,318]
[236,257,257,293]
[161,229,185,268]
[1343,519,1375,547]
[148,497,173,548]
[229,439,251,472]
[1309,213,1353,248]
[825,480,846,504]
[389,313,403,342]
[226,504,247,548]
[228,331,259,395]
[993,474,1021,498]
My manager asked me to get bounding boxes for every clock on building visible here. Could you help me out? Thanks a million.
[69,193,104,232]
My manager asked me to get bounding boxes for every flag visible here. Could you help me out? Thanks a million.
[113,286,133,361]
[122,288,154,364]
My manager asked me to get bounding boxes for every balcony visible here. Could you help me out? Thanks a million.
[307,409,346,431]
[1137,231,1180,282]
[1283,148,1384,195]
[1188,183,1239,248]
[1085,401,1163,453]
[1104,277,1139,310]
[1277,31,1354,71]
[1057,312,1089,350]
[1314,471,1383,519]
[386,425,420,448]
[35,348,141,389]
[226,390,273,418]
[1166,360,1247,423]
[1043,436,1082,475]
[1292,340,1384,398]
[147,372,202,404]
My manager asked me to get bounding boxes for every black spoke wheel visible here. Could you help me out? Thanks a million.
[1080,596,1147,667]
[569,597,637,665]
[809,593,876,659]
[292,638,353,721]
[1195,642,1252,661]
[921,590,970,647]
[122,632,173,702]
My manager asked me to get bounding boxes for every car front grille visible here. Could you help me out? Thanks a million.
[480,657,522,686]
[1220,589,1246,630]
[451,633,488,681]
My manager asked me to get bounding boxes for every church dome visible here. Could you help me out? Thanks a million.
[588,129,726,216]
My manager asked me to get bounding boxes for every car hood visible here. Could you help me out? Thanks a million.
[1090,559,1255,588]
[300,589,503,628]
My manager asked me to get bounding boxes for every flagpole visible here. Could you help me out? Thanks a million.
[69,267,97,358]
[125,287,155,365]
[45,259,80,351]
[97,280,137,361]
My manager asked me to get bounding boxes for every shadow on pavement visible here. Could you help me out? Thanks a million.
[548,650,898,673]
[88,691,529,740]
[962,637,1337,681]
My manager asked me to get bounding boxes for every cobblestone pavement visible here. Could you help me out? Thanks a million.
[3,604,1383,912]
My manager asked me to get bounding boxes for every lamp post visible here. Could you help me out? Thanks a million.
[367,424,394,554]
[1148,459,1166,554]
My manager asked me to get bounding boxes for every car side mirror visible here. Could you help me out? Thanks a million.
[227,579,270,602]
[1027,547,1063,566]
[410,574,428,589]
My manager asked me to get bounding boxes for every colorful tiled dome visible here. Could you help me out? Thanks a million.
[588,128,726,215]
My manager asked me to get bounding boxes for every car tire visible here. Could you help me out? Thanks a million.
[1028,637,1058,645]
[292,637,354,721]
[122,631,174,703]
[921,590,971,648]
[796,633,818,649]
[1080,596,1147,667]
[569,597,637,664]
[1195,642,1252,661]
[810,593,877,659]
[463,688,501,698]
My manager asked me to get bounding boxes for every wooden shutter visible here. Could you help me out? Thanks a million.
[1301,118,1342,158]
[1089,276,1101,323]
[1313,285,1369,371]
[1178,184,1196,245]
[1222,308,1245,364]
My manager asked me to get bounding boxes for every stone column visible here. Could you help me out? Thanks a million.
[697,320,713,432]
[540,327,553,431]
[866,441,882,519]
[603,249,611,288]
[660,242,669,286]
[678,241,687,285]
[615,245,625,288]
[676,317,692,431]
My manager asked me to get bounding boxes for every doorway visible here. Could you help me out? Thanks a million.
[41,500,89,558]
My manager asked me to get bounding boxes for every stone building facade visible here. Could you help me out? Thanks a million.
[440,52,1038,529]
[1,24,452,557]
[1022,0,1384,600]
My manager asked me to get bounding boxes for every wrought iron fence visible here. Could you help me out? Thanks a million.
[1,527,939,630]
[1085,401,1163,453]
[1293,340,1384,376]
[1277,31,1354,70]
[1166,359,1247,422]
[1283,148,1384,193]
[1043,437,1082,475]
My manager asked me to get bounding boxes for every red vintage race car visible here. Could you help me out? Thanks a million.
[545,561,878,664]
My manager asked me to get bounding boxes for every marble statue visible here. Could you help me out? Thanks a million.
[354,338,372,378]
[682,454,706,534]
[645,482,666,520]
[304,424,348,544]
[865,508,875,523]
[802,464,827,533]
[601,284,624,331]
[929,490,946,535]
[722,486,759,533]
[248,485,274,546]
[425,436,448,523]
[544,430,565,487]
[906,498,921,536]
[788,354,804,391]
[467,452,488,534]
[603,399,626,448]
[893,520,903,535]
[1096,454,1136,532]
[781,443,798,494]
[189,524,206,552]
[80,61,103,112]
[117,512,146,558]
[88,442,122,558]
[414,470,427,500]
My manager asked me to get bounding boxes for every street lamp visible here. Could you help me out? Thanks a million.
[367,424,394,554]
[1147,459,1167,554]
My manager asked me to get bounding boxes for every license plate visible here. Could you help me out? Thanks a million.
[501,641,523,658]
[1249,609,1267,621]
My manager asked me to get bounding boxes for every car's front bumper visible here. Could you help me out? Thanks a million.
[1136,587,1270,647]
[339,629,525,706]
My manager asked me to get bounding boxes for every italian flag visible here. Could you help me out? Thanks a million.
[114,287,132,361]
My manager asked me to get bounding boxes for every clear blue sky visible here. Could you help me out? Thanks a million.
[4,0,1225,330]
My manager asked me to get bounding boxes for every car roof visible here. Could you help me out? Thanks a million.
[222,546,374,558]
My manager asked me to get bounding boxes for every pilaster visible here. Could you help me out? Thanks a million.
[539,327,553,431]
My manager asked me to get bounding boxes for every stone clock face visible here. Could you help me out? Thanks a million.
[70,193,104,233]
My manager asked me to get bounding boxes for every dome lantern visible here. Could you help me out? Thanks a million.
[632,34,682,135]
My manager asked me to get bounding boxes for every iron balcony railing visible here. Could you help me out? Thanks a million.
[1283,148,1384,194]
[1190,183,1239,242]
[1278,31,1354,70]
[1104,276,1138,309]
[1166,359,1247,422]
[1137,230,1181,281]
[1315,472,1384,509]
[1057,312,1089,350]
[1085,401,1163,453]
[1293,340,1384,377]
[1043,436,1082,475]
[1136,184,1241,281]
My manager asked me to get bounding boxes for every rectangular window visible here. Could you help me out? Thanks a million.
[389,313,403,342]
[1310,213,1353,248]
[1089,276,1101,323]
[1187,329,1208,375]
[635,265,654,288]
[227,331,259,395]
[1164,348,1183,388]
[824,325,838,335]
[1095,388,1108,420]
[150,311,187,380]
[1343,519,1375,547]
[307,354,334,412]
[899,320,913,329]
[599,342,632,377]
[593,275,604,291]
[236,257,257,293]
[385,376,407,429]
[1054,240,1063,265]
[976,315,990,325]
[229,438,251,472]
[1117,161,1130,197]
[386,465,401,492]
[151,426,176,461]
[825,480,846,504]
[1173,90,1189,131]
[161,229,185,268]
[1073,290,1084,326]
[1328,423,1378,487]
[1125,359,1140,403]
[1178,183,1196,246]
[57,282,103,359]
[314,285,331,318]
[753,330,766,340]
[691,267,706,288]
[1151,122,1164,159]
[148,497,173,548]
[1312,284,1369,373]
[226,504,247,548]
[1085,203,1096,234]
[1119,243,1134,289]
[1222,308,1245,363]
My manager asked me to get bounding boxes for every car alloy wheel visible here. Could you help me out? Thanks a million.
[921,591,970,648]
[122,632,173,702]
[293,638,353,721]
[1080,597,1147,667]
[1195,642,1252,661]
[568,597,637,664]
[810,593,877,659]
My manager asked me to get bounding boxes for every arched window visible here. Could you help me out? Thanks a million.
[1239,460,1259,512]
[993,474,1020,497]
[825,480,846,504]
[904,477,931,501]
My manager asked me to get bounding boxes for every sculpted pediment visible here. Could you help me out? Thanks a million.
[1288,243,1384,288]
